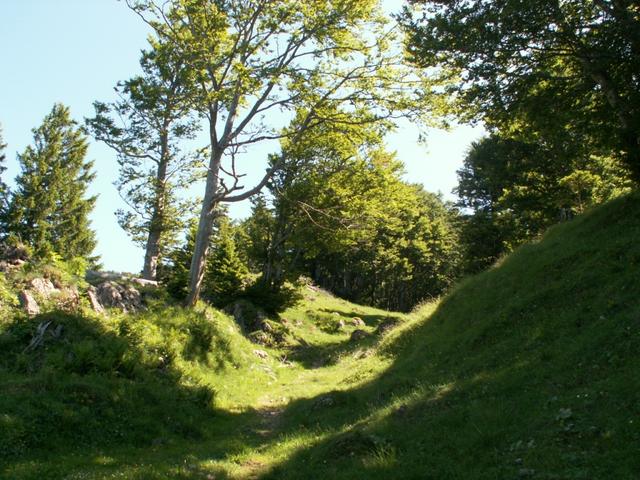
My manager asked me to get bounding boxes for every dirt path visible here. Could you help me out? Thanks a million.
[237,397,285,479]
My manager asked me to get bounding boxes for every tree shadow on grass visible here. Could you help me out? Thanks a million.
[284,332,379,369]
[319,307,405,328]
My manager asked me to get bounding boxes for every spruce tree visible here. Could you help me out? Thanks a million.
[6,104,97,262]
[203,215,248,308]
[0,125,8,222]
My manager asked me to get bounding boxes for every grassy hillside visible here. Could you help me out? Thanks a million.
[1,192,639,479]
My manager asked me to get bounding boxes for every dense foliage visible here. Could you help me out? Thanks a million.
[238,139,461,312]
[402,0,640,180]
[455,135,632,272]
[201,215,248,308]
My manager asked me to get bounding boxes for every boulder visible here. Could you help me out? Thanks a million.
[0,260,21,273]
[131,277,159,287]
[86,286,104,313]
[56,286,80,312]
[18,291,40,316]
[375,318,401,336]
[85,270,126,284]
[29,278,57,298]
[253,349,269,360]
[227,301,268,332]
[313,394,336,409]
[350,329,369,342]
[351,317,366,327]
[95,281,143,313]
[0,243,29,263]
[121,284,143,310]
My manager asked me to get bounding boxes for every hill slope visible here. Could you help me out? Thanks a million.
[265,191,640,479]
[1,192,639,479]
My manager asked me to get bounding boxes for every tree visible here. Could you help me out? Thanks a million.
[6,104,97,262]
[0,125,8,222]
[402,0,640,180]
[202,213,248,307]
[86,41,201,280]
[292,151,460,311]
[455,134,632,272]
[127,0,434,306]
[159,218,197,300]
[238,194,274,273]
[247,132,461,311]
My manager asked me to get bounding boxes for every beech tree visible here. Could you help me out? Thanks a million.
[86,41,201,280]
[402,0,640,180]
[242,146,462,311]
[127,0,434,306]
[6,104,97,262]
[456,135,633,272]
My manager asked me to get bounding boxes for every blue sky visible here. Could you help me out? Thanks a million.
[1,0,484,273]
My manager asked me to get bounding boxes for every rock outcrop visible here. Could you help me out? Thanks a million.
[86,286,105,313]
[350,329,369,342]
[18,291,40,316]
[93,281,143,313]
[29,278,57,297]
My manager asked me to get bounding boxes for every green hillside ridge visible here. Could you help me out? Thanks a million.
[1,192,639,479]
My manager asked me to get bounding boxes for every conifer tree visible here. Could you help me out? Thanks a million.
[6,104,97,262]
[0,125,8,221]
[203,214,248,308]
[159,219,197,301]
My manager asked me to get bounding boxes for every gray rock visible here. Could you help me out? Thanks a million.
[96,282,124,309]
[0,243,29,263]
[351,317,365,327]
[56,286,80,312]
[121,284,143,310]
[131,277,159,287]
[313,395,335,409]
[18,290,40,316]
[227,301,267,332]
[85,270,126,284]
[29,278,57,298]
[95,281,143,313]
[350,329,369,342]
[253,349,269,359]
[518,469,536,478]
[86,286,104,313]
[375,318,401,336]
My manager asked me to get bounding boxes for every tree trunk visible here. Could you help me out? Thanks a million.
[185,147,223,307]
[142,130,170,280]
[142,227,162,280]
[260,215,288,291]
